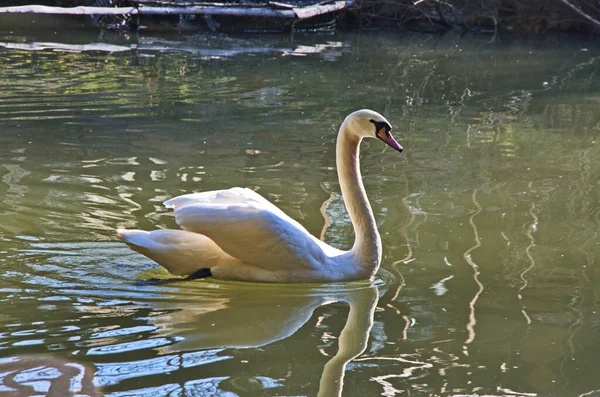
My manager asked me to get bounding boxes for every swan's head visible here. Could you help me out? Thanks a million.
[344,109,403,152]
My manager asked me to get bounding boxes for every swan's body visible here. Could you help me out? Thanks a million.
[118,109,403,282]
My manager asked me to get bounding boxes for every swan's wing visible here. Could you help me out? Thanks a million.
[164,188,326,272]
[165,187,292,227]
[165,187,282,216]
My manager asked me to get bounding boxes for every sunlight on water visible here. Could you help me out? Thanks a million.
[0,24,599,396]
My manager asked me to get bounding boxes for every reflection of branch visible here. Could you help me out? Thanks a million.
[399,194,415,263]
[561,146,597,389]
[463,189,483,346]
[519,201,538,325]
[360,355,432,393]
[449,87,473,122]
[402,315,411,341]
[0,40,286,57]
[319,192,336,241]
[389,193,414,302]
[579,389,600,396]
[557,0,600,29]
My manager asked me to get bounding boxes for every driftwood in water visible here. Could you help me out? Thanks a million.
[0,1,348,19]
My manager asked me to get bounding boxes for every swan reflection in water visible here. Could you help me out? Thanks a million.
[138,279,382,397]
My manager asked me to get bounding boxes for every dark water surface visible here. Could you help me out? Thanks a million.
[0,22,599,396]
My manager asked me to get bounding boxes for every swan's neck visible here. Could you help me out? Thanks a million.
[336,124,382,269]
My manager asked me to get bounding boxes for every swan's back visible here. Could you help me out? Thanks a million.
[167,188,333,273]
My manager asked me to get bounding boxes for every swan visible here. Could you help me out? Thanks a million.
[117,109,403,282]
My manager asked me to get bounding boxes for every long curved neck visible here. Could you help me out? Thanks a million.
[336,123,382,268]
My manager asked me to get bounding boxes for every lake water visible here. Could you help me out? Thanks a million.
[1,20,600,397]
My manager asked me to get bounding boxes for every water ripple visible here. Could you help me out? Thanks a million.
[95,350,230,387]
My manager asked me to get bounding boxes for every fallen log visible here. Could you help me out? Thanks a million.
[0,2,348,19]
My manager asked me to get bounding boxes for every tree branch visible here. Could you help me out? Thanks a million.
[557,0,600,29]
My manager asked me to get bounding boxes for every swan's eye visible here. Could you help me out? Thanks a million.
[370,120,391,136]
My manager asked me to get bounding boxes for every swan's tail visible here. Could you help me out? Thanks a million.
[117,228,223,276]
[117,228,147,248]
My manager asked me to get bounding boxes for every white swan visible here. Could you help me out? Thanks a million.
[117,109,403,282]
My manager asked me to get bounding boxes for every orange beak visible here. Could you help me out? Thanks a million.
[376,128,403,152]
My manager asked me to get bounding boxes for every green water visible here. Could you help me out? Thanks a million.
[0,24,599,396]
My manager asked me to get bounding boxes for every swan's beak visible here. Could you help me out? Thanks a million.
[376,127,403,153]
